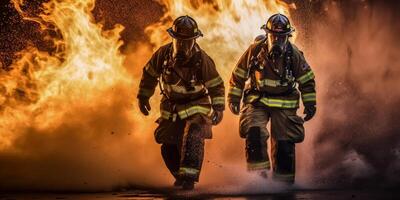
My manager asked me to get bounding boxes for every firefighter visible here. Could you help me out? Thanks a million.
[137,16,225,190]
[228,14,316,184]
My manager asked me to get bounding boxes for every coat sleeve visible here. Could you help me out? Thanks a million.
[201,54,225,111]
[137,47,165,100]
[228,45,253,104]
[292,45,317,107]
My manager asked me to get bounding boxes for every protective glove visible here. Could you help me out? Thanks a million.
[229,102,240,115]
[211,110,223,125]
[303,105,316,121]
[138,98,151,116]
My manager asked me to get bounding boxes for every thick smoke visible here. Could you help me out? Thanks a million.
[293,0,400,188]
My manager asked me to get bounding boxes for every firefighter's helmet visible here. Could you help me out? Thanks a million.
[261,14,294,35]
[167,15,203,40]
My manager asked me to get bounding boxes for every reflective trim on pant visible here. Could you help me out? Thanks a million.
[273,172,295,183]
[179,167,200,176]
[180,121,205,181]
[245,127,270,171]
[247,161,271,171]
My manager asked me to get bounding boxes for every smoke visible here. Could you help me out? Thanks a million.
[295,0,400,188]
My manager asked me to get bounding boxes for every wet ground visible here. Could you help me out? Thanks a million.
[0,189,399,200]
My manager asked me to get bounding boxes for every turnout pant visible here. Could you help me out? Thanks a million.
[156,114,209,182]
[239,103,305,183]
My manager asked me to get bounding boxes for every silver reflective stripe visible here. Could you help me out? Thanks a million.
[144,63,159,78]
[212,96,225,105]
[179,167,199,175]
[259,98,299,108]
[302,92,316,102]
[247,161,271,171]
[205,76,223,88]
[228,87,243,97]
[178,106,211,119]
[233,67,248,79]
[163,83,204,94]
[161,110,177,121]
[258,78,288,87]
[273,173,295,181]
[297,70,315,84]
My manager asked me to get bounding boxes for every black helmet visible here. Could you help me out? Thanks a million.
[261,13,294,35]
[167,15,203,40]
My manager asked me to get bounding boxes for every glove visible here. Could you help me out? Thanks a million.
[211,110,223,125]
[303,105,316,121]
[138,98,151,116]
[229,102,240,115]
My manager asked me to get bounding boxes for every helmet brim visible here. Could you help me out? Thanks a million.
[167,28,203,40]
[261,24,295,36]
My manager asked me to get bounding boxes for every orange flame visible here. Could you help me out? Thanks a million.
[1,0,135,149]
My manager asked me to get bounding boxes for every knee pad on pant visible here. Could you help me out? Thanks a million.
[246,127,268,163]
[276,140,295,173]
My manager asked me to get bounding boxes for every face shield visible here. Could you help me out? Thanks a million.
[172,38,195,64]
[267,33,288,59]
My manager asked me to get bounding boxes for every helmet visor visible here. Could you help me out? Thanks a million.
[267,33,288,55]
[172,38,195,61]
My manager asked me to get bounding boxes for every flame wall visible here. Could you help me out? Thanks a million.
[0,0,399,192]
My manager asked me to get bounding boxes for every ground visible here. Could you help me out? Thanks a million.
[1,189,399,200]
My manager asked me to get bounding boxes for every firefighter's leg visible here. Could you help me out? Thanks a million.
[239,104,271,172]
[178,114,205,186]
[161,143,181,182]
[270,108,302,184]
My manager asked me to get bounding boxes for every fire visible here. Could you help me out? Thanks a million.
[146,0,294,76]
[1,0,133,149]
[0,0,294,188]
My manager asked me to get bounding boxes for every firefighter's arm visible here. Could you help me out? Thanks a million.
[137,48,164,115]
[202,55,225,112]
[137,48,163,100]
[292,49,316,107]
[228,46,252,104]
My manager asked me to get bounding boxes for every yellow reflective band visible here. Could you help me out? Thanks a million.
[144,63,159,78]
[245,95,260,103]
[273,173,295,181]
[247,161,271,171]
[302,92,316,102]
[205,76,223,88]
[297,70,315,84]
[234,67,248,79]
[178,105,211,119]
[228,87,243,97]
[258,78,288,87]
[161,110,171,119]
[164,84,204,94]
[212,96,225,105]
[138,88,153,98]
[259,98,299,108]
[179,167,200,175]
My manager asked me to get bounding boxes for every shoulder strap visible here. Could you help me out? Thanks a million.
[248,38,266,90]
